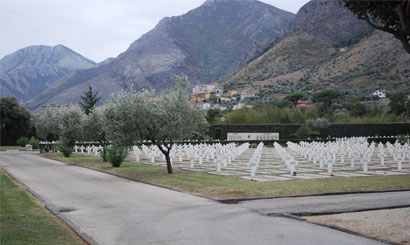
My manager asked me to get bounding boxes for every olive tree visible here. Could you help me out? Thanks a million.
[104,75,207,174]
[81,107,109,161]
[142,88,207,174]
[58,106,85,147]
[35,107,61,141]
[103,91,142,147]
[35,106,84,156]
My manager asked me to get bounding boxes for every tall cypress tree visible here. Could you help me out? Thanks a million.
[80,85,101,115]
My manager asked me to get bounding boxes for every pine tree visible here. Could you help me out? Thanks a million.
[80,85,101,115]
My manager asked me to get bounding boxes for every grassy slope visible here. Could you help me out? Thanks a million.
[43,153,410,199]
[224,31,410,97]
[0,170,83,245]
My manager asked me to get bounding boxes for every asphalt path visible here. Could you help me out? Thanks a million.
[0,151,387,245]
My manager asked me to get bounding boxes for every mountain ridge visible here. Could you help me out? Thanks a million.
[26,0,295,111]
[0,45,96,102]
[223,0,410,98]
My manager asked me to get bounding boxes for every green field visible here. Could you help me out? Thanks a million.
[0,146,40,151]
[0,169,83,245]
[43,153,410,199]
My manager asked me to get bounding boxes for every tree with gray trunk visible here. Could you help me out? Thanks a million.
[34,107,61,141]
[104,75,207,174]
[58,106,85,148]
[81,107,109,161]
[35,106,84,156]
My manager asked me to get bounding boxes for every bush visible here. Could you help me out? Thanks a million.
[396,135,409,145]
[295,126,310,139]
[56,141,72,158]
[106,145,128,167]
[16,137,29,146]
[28,137,40,149]
[308,130,321,138]
[306,118,330,131]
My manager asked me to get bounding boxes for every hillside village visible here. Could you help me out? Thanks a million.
[190,83,390,111]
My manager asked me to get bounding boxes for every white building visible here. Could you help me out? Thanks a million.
[372,90,386,98]
[201,103,211,110]
[227,133,280,141]
[192,84,223,95]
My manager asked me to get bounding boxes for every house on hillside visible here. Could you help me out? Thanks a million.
[219,96,231,102]
[192,84,223,95]
[226,90,238,97]
[296,100,308,108]
[240,92,255,101]
[372,90,386,99]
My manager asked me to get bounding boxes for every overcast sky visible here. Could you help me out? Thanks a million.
[0,0,310,62]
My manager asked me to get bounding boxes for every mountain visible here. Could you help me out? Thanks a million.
[26,0,295,111]
[0,45,96,102]
[224,0,410,97]
[98,57,114,67]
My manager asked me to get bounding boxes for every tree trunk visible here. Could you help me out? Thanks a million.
[156,143,173,174]
[165,152,173,174]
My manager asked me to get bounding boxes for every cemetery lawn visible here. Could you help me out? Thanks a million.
[0,146,26,151]
[43,153,410,199]
[0,169,84,245]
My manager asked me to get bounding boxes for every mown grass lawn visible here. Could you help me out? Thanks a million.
[0,146,26,151]
[43,153,410,199]
[0,146,40,151]
[0,169,84,245]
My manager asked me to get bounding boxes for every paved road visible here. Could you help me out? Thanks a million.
[238,191,410,216]
[0,151,385,245]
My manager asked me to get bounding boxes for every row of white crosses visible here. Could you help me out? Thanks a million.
[74,145,104,156]
[274,142,299,175]
[386,142,410,170]
[287,137,409,173]
[132,142,250,172]
[248,142,264,177]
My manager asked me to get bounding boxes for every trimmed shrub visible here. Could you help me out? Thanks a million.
[28,137,40,149]
[56,141,72,158]
[295,126,310,139]
[308,131,321,138]
[396,135,409,145]
[106,145,128,168]
[16,137,29,146]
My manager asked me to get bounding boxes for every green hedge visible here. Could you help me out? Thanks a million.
[209,123,410,140]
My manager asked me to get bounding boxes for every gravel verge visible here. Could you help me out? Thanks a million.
[305,208,410,244]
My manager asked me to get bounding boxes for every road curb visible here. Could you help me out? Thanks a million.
[219,189,410,204]
[1,167,99,245]
[290,204,410,216]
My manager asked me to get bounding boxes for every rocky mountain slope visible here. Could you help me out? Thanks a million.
[0,45,96,102]
[26,0,295,111]
[224,0,410,98]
